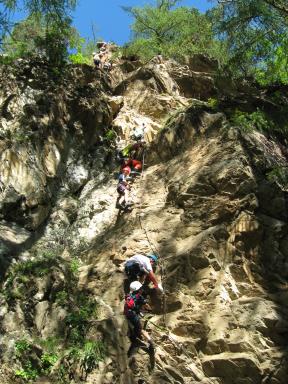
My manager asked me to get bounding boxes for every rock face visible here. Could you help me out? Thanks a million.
[0,61,112,232]
[0,55,288,384]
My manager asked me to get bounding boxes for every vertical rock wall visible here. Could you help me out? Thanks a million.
[0,56,287,384]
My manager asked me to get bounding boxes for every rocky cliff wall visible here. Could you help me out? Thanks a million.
[0,55,287,384]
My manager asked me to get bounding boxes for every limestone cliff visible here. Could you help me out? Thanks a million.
[0,54,287,384]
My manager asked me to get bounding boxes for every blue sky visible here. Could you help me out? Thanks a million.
[75,0,212,44]
[9,0,212,45]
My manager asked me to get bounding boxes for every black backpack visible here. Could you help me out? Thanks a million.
[125,260,144,278]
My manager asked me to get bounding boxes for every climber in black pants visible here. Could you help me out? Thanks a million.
[124,281,154,358]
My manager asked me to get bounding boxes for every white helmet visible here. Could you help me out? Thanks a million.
[130,281,142,292]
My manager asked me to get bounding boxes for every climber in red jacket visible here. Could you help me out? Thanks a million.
[122,159,142,175]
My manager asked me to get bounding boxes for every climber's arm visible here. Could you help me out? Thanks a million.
[147,270,159,288]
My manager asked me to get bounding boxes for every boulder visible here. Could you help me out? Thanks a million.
[202,353,262,383]
[66,161,90,193]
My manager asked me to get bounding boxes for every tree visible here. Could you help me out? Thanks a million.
[0,1,13,41]
[209,0,288,83]
[2,13,79,66]
[0,0,76,33]
[0,1,77,66]
[122,0,225,62]
[2,13,45,58]
[216,0,288,17]
[69,23,102,65]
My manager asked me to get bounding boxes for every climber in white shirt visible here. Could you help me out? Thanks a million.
[124,254,163,292]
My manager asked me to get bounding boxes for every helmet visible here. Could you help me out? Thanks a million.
[123,166,131,174]
[130,281,142,292]
[148,254,158,264]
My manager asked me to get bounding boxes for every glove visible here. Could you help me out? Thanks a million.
[157,283,164,293]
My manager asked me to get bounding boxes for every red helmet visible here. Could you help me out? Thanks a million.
[122,166,131,174]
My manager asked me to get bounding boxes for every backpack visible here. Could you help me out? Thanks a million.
[124,291,146,316]
[125,292,137,310]
[125,260,142,278]
[117,183,126,194]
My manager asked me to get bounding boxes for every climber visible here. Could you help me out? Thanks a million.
[116,167,132,210]
[103,61,112,71]
[131,123,146,142]
[131,140,146,161]
[119,165,132,178]
[117,143,135,161]
[117,140,145,164]
[156,52,163,64]
[99,52,104,65]
[124,281,154,357]
[92,52,101,69]
[124,254,163,292]
[99,41,107,52]
[122,158,142,175]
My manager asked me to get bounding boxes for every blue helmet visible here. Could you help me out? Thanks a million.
[148,254,158,264]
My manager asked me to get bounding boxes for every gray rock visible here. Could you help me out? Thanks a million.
[66,162,90,193]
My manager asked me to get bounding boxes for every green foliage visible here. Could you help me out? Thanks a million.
[59,340,106,381]
[2,272,15,301]
[1,13,44,59]
[209,0,288,84]
[231,109,269,132]
[267,166,288,189]
[3,249,59,302]
[54,295,103,381]
[80,341,107,374]
[14,339,59,381]
[39,18,73,67]
[15,339,32,357]
[55,290,69,306]
[13,252,56,277]
[14,339,39,382]
[41,352,58,371]
[15,362,38,381]
[207,97,219,109]
[0,0,77,43]
[69,52,90,64]
[69,37,96,65]
[122,0,226,62]
[37,337,61,353]
[70,258,80,275]
[1,1,78,67]
[105,129,117,141]
[66,294,98,345]
[1,13,64,66]
[255,33,288,85]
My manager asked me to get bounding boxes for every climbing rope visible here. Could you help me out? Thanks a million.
[145,223,167,326]
[117,137,168,327]
[143,313,204,369]
[133,145,167,326]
